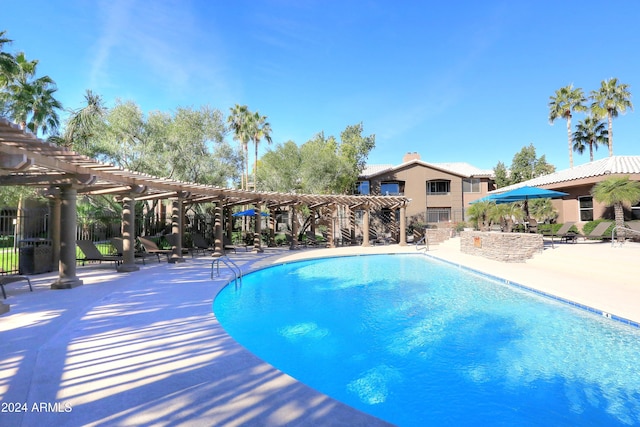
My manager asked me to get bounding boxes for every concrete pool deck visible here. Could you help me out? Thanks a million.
[1,237,639,426]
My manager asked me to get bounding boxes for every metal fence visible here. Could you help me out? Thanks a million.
[0,205,220,276]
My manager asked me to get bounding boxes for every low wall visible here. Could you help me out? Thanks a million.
[460,231,543,262]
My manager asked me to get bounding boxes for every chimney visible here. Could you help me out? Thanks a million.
[403,152,420,163]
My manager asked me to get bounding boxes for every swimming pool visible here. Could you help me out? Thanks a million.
[214,254,640,426]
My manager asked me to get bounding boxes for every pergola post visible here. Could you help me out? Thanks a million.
[399,204,407,246]
[362,206,371,246]
[349,208,356,244]
[268,207,275,246]
[253,208,264,253]
[169,195,185,263]
[290,205,298,249]
[328,204,336,248]
[213,202,224,257]
[226,206,233,243]
[117,195,140,272]
[51,185,83,289]
[48,192,61,272]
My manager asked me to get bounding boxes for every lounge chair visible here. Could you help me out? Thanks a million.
[76,240,123,269]
[111,237,148,264]
[189,233,213,257]
[544,222,578,244]
[622,222,640,241]
[0,275,32,299]
[527,218,538,233]
[305,230,327,247]
[137,236,172,262]
[583,222,614,241]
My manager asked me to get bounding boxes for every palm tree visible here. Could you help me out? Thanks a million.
[549,84,587,168]
[466,201,493,231]
[61,89,107,151]
[250,111,272,191]
[572,116,608,162]
[590,78,633,157]
[227,104,252,190]
[591,176,640,242]
[0,31,17,92]
[26,77,62,136]
[3,52,62,137]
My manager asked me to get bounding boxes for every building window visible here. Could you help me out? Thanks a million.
[355,181,370,195]
[463,178,480,193]
[579,196,593,221]
[632,202,640,220]
[427,208,451,223]
[427,180,450,195]
[380,182,401,195]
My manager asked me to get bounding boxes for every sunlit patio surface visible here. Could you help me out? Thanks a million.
[1,237,639,426]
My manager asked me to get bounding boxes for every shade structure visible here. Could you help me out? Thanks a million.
[489,186,568,204]
[232,209,269,217]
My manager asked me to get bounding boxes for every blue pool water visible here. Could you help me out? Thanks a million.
[214,255,640,426]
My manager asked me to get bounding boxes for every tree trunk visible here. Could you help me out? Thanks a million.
[614,202,625,242]
[254,139,258,192]
[567,116,573,167]
[608,111,614,157]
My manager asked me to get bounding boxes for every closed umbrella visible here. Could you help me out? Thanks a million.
[232,209,269,217]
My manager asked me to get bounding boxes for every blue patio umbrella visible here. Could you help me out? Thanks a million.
[232,209,269,217]
[486,185,569,218]
[489,186,568,204]
[471,186,568,204]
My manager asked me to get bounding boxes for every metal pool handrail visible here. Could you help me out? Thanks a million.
[611,225,640,247]
[211,256,242,286]
[415,235,429,252]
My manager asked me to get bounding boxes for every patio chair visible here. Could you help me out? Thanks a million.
[137,236,172,262]
[583,222,614,241]
[76,240,123,269]
[111,237,148,264]
[0,275,32,299]
[527,218,538,233]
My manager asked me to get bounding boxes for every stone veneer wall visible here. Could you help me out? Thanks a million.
[460,231,543,262]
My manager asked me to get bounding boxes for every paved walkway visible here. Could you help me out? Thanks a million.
[1,237,639,426]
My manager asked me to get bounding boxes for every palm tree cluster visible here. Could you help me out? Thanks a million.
[549,79,633,167]
[227,104,272,191]
[0,31,62,137]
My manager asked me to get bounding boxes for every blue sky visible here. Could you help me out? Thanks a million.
[2,0,639,171]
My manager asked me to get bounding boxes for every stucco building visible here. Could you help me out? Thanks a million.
[357,152,496,227]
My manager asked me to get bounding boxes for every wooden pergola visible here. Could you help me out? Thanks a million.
[0,117,411,293]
